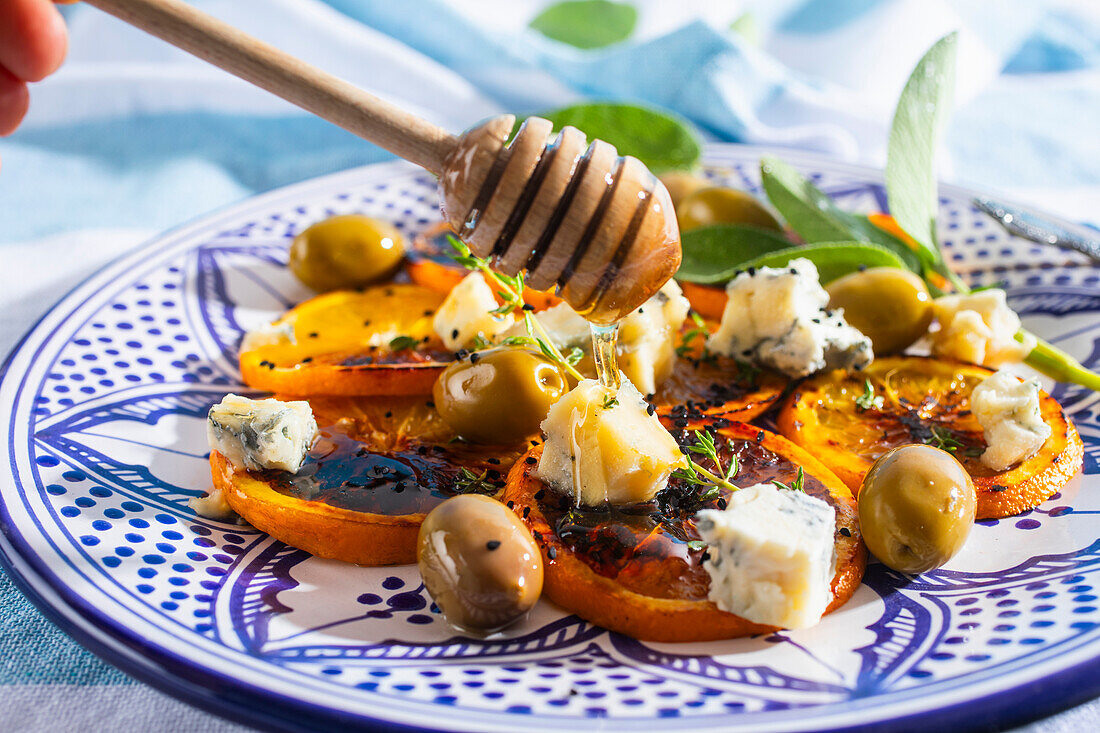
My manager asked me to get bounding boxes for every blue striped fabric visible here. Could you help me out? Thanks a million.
[0,1,1097,729]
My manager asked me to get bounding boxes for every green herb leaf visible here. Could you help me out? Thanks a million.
[540,102,701,173]
[760,156,924,272]
[855,379,884,411]
[388,335,419,352]
[885,32,957,259]
[772,466,805,493]
[530,0,637,50]
[705,241,908,286]
[676,224,793,284]
[601,394,619,409]
[686,539,708,551]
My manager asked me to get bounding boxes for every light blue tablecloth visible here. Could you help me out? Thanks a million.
[1,1,1098,730]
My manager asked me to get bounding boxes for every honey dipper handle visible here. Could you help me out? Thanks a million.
[84,0,458,174]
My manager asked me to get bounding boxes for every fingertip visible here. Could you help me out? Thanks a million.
[24,3,69,82]
[0,0,69,83]
[0,67,30,136]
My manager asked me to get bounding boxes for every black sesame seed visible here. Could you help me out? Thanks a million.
[839,527,852,537]
[756,430,764,442]
[547,547,558,559]
[717,498,728,510]
[451,329,459,339]
[524,456,538,465]
[486,540,501,551]
[522,304,535,311]
[470,353,481,364]
[646,403,656,416]
[301,356,313,363]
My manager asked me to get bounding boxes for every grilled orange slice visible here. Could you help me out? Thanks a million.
[239,284,452,396]
[212,395,528,565]
[406,222,560,310]
[650,356,786,421]
[679,281,727,321]
[777,356,1082,519]
[501,418,865,642]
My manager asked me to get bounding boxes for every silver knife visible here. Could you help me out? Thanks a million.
[973,196,1100,263]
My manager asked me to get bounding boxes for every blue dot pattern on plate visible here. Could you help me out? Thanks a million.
[4,152,1100,731]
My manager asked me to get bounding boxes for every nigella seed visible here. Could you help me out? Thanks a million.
[486,540,501,551]
[522,506,531,518]
[700,551,711,562]
[487,458,501,465]
[384,411,393,418]
[525,456,538,465]
[426,400,435,408]
[394,482,406,493]
[534,489,546,500]
[309,331,319,338]
[451,329,459,340]
[839,527,852,537]
[470,353,481,364]
[547,547,557,559]
[423,309,434,317]
[746,267,756,276]
[756,430,764,442]
[646,404,656,416]
[506,500,514,508]
[717,498,727,510]
[301,356,313,363]
[858,264,867,272]
[522,304,535,311]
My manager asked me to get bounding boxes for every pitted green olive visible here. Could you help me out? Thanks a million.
[289,214,405,292]
[859,444,976,573]
[675,187,782,233]
[417,494,544,632]
[434,347,568,444]
[658,172,710,210]
[825,267,933,354]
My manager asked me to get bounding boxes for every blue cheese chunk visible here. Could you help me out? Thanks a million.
[536,377,685,506]
[433,272,515,350]
[931,290,1034,367]
[707,258,872,378]
[207,394,317,473]
[506,280,691,394]
[695,483,836,629]
[970,369,1051,470]
[240,317,296,352]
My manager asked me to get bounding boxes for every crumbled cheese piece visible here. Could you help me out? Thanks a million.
[707,258,872,378]
[970,369,1051,470]
[696,483,836,629]
[240,318,296,352]
[433,272,514,350]
[931,290,1034,367]
[536,377,685,506]
[617,280,691,395]
[207,394,317,473]
[188,487,237,521]
[504,280,691,393]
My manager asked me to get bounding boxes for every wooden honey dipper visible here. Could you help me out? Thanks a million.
[86,0,681,324]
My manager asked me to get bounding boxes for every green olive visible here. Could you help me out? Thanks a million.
[418,494,544,632]
[289,214,405,292]
[658,171,710,210]
[433,347,568,444]
[859,445,976,573]
[826,267,933,354]
[675,187,782,233]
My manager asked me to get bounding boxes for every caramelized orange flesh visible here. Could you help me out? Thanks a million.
[501,418,865,641]
[651,355,786,422]
[407,222,560,310]
[679,280,728,321]
[212,395,527,565]
[777,356,1083,519]
[239,284,452,396]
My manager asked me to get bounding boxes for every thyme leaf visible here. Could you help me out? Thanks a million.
[855,379,884,411]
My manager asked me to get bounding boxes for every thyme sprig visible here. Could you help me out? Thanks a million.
[926,425,964,453]
[676,311,710,358]
[388,335,419,352]
[447,235,585,381]
[855,379,884,411]
[772,466,806,493]
[453,467,494,495]
[671,428,740,500]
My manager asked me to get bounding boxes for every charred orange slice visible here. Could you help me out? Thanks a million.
[406,222,560,310]
[650,356,786,422]
[239,284,452,396]
[679,280,728,321]
[212,395,529,565]
[777,356,1082,519]
[501,418,865,642]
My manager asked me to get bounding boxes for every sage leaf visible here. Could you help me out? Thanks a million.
[676,224,793,284]
[760,156,924,272]
[732,242,907,285]
[530,0,637,50]
[541,102,701,173]
[885,31,957,259]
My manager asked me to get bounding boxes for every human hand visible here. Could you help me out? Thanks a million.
[0,0,69,158]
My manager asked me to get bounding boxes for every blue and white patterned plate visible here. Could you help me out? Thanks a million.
[1,144,1098,733]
